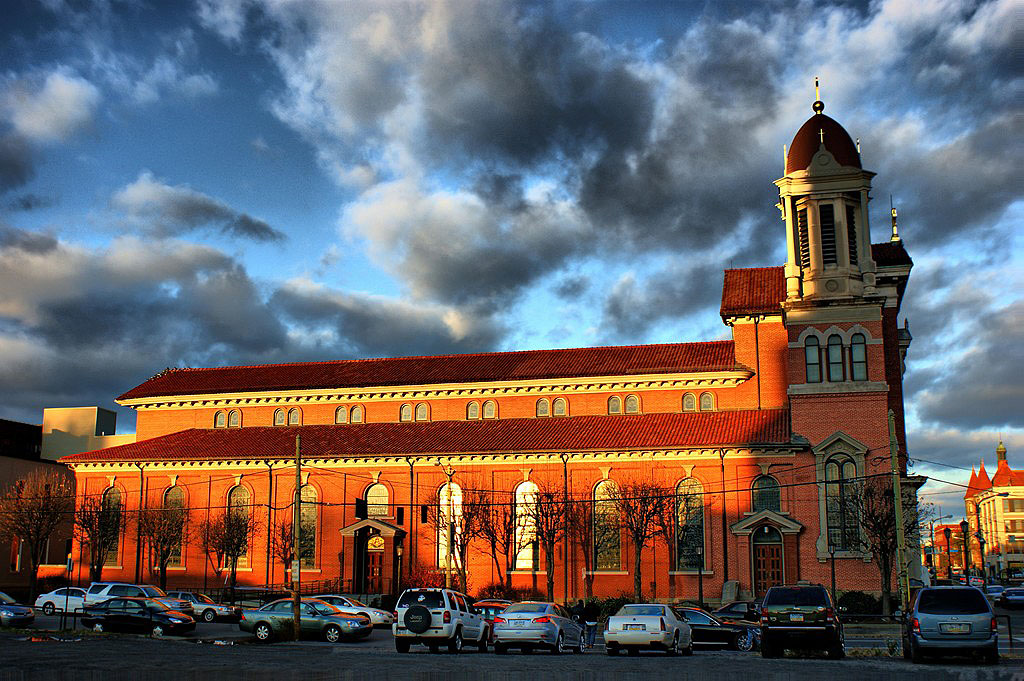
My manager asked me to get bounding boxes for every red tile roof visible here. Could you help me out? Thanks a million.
[720,267,785,318]
[872,241,913,267]
[117,341,738,401]
[991,459,1024,487]
[60,409,791,463]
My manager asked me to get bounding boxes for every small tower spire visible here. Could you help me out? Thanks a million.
[813,76,825,114]
[890,196,901,242]
[997,439,1007,464]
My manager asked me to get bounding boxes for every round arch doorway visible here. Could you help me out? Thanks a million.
[365,533,385,594]
[752,525,783,597]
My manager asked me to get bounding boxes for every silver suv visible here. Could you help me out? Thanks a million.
[84,583,193,615]
[393,587,487,653]
[903,586,998,664]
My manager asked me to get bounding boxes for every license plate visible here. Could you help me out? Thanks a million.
[940,623,970,634]
[624,624,645,631]
[513,620,526,627]
[790,613,804,622]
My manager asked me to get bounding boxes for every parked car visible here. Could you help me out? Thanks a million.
[393,587,488,653]
[999,587,1024,609]
[84,583,193,615]
[903,586,998,664]
[0,591,35,628]
[604,603,692,656]
[35,587,87,615]
[238,598,372,643]
[713,600,761,623]
[472,599,512,642]
[81,597,195,636]
[968,576,986,588]
[311,594,395,626]
[760,584,844,659]
[492,601,583,655]
[984,585,1005,603]
[676,606,759,651]
[165,591,240,622]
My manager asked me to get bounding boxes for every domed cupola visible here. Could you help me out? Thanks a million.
[775,80,878,304]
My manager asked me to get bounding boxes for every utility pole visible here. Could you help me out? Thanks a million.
[719,450,729,582]
[888,410,910,612]
[560,452,570,601]
[292,435,301,640]
[438,460,456,589]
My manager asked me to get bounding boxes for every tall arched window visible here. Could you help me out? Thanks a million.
[624,394,640,414]
[437,482,463,570]
[350,405,364,423]
[335,406,347,424]
[682,393,697,412]
[751,475,781,513]
[536,398,550,417]
[274,409,286,426]
[466,401,479,420]
[214,411,226,428]
[593,480,620,570]
[826,335,844,382]
[227,410,240,428]
[607,396,622,414]
[825,456,859,550]
[415,403,429,421]
[552,397,567,417]
[299,485,317,568]
[676,478,704,570]
[102,486,122,566]
[805,336,822,383]
[514,481,539,570]
[288,408,301,426]
[366,483,389,518]
[482,400,497,419]
[699,392,714,411]
[851,333,867,381]
[164,486,185,567]
[399,404,412,422]
[227,485,250,566]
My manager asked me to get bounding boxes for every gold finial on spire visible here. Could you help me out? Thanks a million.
[815,77,820,100]
[890,196,901,242]
[783,144,787,173]
[856,137,861,153]
[812,76,824,114]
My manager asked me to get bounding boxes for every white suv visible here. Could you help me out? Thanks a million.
[393,587,487,653]
[84,582,193,615]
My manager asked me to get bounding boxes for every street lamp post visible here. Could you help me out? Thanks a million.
[696,544,704,611]
[943,527,952,580]
[975,493,1010,579]
[960,519,970,577]
[828,542,837,604]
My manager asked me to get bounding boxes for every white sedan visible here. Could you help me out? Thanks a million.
[605,604,693,656]
[313,594,395,626]
[34,587,87,615]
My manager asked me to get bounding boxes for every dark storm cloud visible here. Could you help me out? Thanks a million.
[599,262,721,339]
[0,134,35,194]
[4,193,53,211]
[0,224,57,253]
[553,274,588,300]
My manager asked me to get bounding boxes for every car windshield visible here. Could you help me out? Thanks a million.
[146,600,170,612]
[764,588,827,606]
[196,594,215,604]
[617,605,665,617]
[504,604,548,614]
[311,602,339,616]
[398,591,444,609]
[0,592,16,605]
[917,589,989,615]
[348,599,367,607]
[141,587,166,598]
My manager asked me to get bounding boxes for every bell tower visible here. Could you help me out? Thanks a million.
[775,82,878,303]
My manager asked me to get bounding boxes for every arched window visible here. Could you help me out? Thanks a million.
[335,406,347,424]
[214,411,226,428]
[164,486,185,567]
[607,396,622,414]
[466,401,479,420]
[415,403,429,421]
[825,456,859,550]
[366,483,389,518]
[805,337,822,383]
[102,486,122,566]
[536,398,550,417]
[274,409,286,426]
[851,333,867,381]
[593,480,620,570]
[552,397,567,417]
[482,400,497,419]
[624,394,640,414]
[227,485,250,566]
[437,482,463,570]
[399,404,412,422]
[299,485,317,568]
[350,405,364,423]
[676,478,704,570]
[514,481,539,570]
[682,393,697,412]
[699,393,714,411]
[287,408,301,426]
[751,475,781,513]
[826,335,844,382]
[227,410,240,428]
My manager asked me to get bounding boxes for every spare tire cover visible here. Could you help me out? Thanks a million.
[404,605,432,634]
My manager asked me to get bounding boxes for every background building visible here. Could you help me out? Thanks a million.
[965,442,1024,578]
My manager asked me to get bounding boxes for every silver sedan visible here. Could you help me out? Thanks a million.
[492,602,584,654]
[605,604,693,656]
[312,594,395,627]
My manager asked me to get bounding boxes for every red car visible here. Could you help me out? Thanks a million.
[474,599,512,642]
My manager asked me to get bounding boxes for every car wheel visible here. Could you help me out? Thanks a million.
[736,629,754,652]
[826,642,845,660]
[574,636,585,654]
[682,636,694,656]
[254,622,273,643]
[605,645,619,656]
[477,628,488,653]
[551,631,564,655]
[151,625,165,638]
[324,624,342,643]
[42,602,56,616]
[448,628,463,654]
[667,632,680,656]
[202,609,216,623]
[494,643,507,654]
[92,623,104,633]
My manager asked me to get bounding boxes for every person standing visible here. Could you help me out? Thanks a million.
[583,600,600,649]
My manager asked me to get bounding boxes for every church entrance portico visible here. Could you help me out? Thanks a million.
[339,518,405,597]
[731,510,804,598]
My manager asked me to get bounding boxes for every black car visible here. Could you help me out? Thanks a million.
[676,607,760,651]
[82,597,196,636]
[713,600,761,623]
[760,584,844,659]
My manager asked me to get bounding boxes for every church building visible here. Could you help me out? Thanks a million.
[61,95,919,603]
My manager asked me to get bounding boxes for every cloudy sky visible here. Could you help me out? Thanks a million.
[0,0,1019,515]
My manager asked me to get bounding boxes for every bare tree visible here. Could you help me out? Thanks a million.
[425,488,483,593]
[525,480,567,601]
[199,510,258,602]
[471,489,527,591]
[137,505,190,590]
[613,478,671,600]
[565,491,622,599]
[74,493,124,583]
[269,517,315,585]
[0,470,74,598]
[653,494,679,600]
